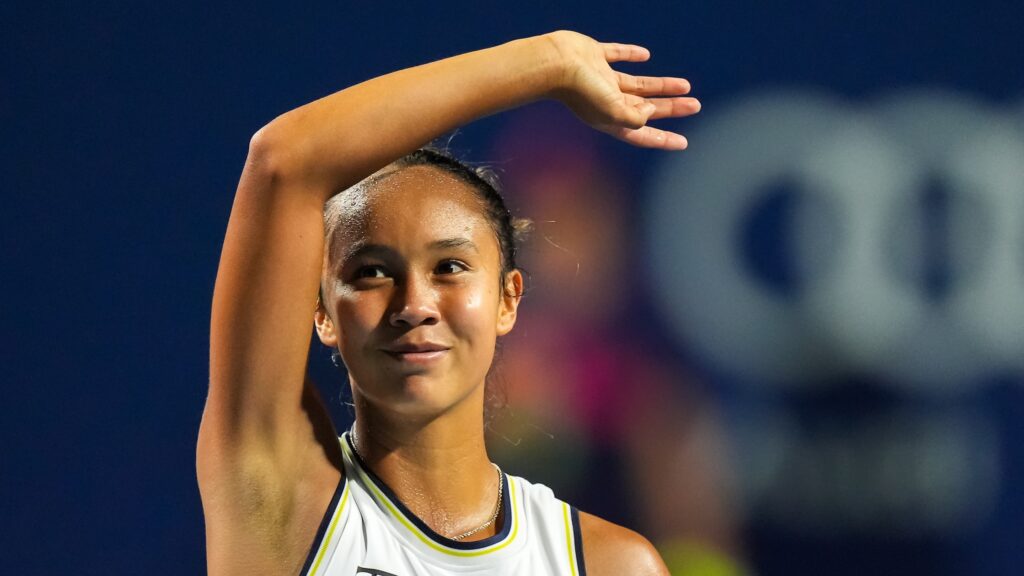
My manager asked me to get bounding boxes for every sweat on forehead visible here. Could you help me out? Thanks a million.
[322,164,490,266]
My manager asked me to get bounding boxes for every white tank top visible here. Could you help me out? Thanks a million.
[300,432,587,576]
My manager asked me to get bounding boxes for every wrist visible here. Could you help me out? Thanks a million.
[505,32,572,100]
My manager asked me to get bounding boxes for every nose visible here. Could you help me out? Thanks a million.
[388,274,439,327]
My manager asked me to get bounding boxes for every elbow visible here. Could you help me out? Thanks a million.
[246,123,286,180]
[245,119,304,182]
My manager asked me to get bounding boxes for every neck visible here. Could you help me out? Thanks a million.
[350,389,502,541]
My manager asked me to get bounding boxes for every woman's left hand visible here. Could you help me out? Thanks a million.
[544,30,700,150]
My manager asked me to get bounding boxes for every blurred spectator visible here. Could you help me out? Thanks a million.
[483,104,748,575]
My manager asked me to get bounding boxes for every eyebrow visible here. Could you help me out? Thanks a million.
[341,242,395,263]
[340,237,479,264]
[428,237,479,253]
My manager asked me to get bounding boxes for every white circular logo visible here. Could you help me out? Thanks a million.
[647,90,1024,394]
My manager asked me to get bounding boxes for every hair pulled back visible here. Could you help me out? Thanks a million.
[319,146,527,421]
[320,146,531,304]
[391,146,530,281]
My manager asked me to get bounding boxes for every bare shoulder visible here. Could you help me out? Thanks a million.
[578,511,670,576]
[197,377,345,575]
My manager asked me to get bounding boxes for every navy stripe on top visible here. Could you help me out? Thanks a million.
[299,473,348,576]
[344,432,513,551]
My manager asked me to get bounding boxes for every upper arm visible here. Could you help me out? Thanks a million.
[579,511,670,576]
[197,128,346,572]
[202,128,331,452]
[199,127,347,499]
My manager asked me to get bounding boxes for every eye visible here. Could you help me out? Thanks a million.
[355,265,388,279]
[435,260,468,275]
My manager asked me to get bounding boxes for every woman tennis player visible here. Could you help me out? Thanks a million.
[197,30,700,575]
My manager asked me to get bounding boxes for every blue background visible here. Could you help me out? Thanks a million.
[3,1,1022,574]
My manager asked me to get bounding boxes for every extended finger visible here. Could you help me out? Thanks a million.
[603,43,651,63]
[646,96,701,120]
[616,73,691,96]
[609,125,688,150]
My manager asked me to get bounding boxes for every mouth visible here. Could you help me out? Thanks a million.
[382,342,451,364]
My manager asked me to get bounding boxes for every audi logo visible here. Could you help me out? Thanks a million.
[646,90,1024,394]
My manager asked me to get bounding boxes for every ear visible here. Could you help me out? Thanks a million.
[496,269,523,336]
[314,299,339,347]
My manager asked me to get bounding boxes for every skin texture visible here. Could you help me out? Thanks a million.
[313,166,523,539]
[198,31,697,575]
[316,166,518,421]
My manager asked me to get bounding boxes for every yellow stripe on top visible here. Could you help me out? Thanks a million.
[308,483,351,576]
[342,438,519,558]
[562,503,578,576]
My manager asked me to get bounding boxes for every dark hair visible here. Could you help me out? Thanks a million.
[319,147,528,425]
[321,146,531,301]
[390,146,530,279]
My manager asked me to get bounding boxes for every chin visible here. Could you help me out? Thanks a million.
[356,372,483,420]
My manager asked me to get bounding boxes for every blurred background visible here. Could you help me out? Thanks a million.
[3,1,1022,574]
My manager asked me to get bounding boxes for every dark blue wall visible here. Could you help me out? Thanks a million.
[3,1,1021,573]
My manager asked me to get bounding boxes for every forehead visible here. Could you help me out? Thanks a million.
[324,165,495,263]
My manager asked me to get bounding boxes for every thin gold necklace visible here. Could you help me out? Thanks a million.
[350,427,504,542]
[450,463,503,541]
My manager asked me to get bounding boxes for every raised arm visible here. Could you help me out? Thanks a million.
[248,31,694,195]
[197,30,697,575]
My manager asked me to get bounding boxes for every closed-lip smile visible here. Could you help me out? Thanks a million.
[382,342,451,362]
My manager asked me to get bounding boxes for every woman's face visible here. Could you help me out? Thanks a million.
[316,166,521,419]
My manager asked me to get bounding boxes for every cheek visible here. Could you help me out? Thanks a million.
[448,282,499,339]
[464,290,483,312]
[334,294,383,347]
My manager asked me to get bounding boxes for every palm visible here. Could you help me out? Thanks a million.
[549,31,700,150]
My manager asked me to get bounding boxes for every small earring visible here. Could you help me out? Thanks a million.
[330,352,342,367]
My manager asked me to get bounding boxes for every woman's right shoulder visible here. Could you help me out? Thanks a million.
[578,511,670,576]
[196,382,346,575]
